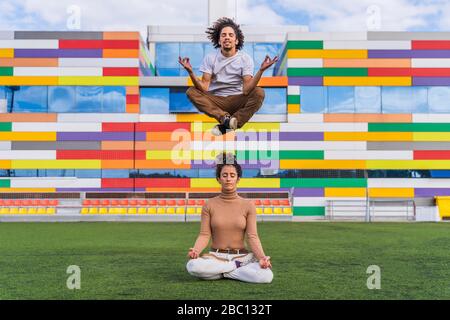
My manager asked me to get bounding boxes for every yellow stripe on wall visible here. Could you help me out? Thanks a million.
[413,132,450,141]
[0,132,56,141]
[0,49,14,58]
[11,160,101,169]
[190,122,280,132]
[324,77,412,86]
[177,114,216,122]
[324,188,367,197]
[0,188,56,193]
[190,178,280,188]
[0,160,11,169]
[281,160,366,169]
[288,104,300,113]
[324,132,413,141]
[288,49,367,59]
[368,188,414,198]
[367,160,450,169]
[58,76,139,86]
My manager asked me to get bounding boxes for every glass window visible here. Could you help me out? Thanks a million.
[137,169,174,177]
[12,86,47,113]
[254,43,281,75]
[45,169,75,177]
[0,86,5,99]
[240,42,254,64]
[76,170,101,178]
[102,170,130,178]
[157,68,182,76]
[199,169,216,178]
[204,43,216,56]
[328,86,355,113]
[0,169,9,177]
[11,170,38,177]
[0,86,6,113]
[355,86,381,113]
[174,169,199,178]
[169,87,197,113]
[257,88,286,114]
[300,86,328,113]
[180,43,204,76]
[428,87,450,113]
[140,88,170,114]
[48,86,76,113]
[155,43,180,68]
[103,86,126,113]
[75,86,102,113]
[382,87,428,113]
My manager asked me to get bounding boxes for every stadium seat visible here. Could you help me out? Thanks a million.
[147,207,156,214]
[256,208,263,214]
[271,200,280,206]
[118,208,127,214]
[28,208,37,214]
[138,200,148,206]
[167,200,176,206]
[158,200,167,206]
[49,200,59,206]
[83,199,92,206]
[99,207,108,214]
[39,200,50,206]
[253,200,262,206]
[196,200,205,206]
[263,207,273,214]
[111,200,120,206]
[108,208,117,214]
[138,207,147,214]
[187,207,196,214]
[274,208,283,214]
[280,200,290,206]
[157,207,165,214]
[46,207,56,214]
[13,200,21,206]
[119,200,129,206]
[0,199,4,206]
[166,207,175,214]
[187,200,196,206]
[0,208,10,214]
[149,200,157,206]
[89,207,98,214]
[31,200,39,206]
[19,208,27,214]
[81,207,89,214]
[91,200,100,206]
[129,200,138,206]
[10,207,19,214]
[177,200,186,206]
[283,207,292,214]
[4,200,14,206]
[37,208,46,214]
[101,200,110,206]
[262,200,271,206]
[128,208,137,214]
[196,207,202,214]
[176,207,185,214]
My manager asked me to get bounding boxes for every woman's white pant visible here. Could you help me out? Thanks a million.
[186,252,273,284]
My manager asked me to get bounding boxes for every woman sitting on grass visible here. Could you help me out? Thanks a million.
[186,153,273,283]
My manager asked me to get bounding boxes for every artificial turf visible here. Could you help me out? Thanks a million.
[0,222,449,300]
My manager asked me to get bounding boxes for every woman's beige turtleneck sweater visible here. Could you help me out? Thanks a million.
[192,189,266,260]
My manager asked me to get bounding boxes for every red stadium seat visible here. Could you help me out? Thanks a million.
[13,200,21,206]
[120,200,129,206]
[253,200,262,206]
[187,199,196,206]
[111,200,120,206]
[262,200,271,206]
[158,200,167,206]
[167,200,176,206]
[129,200,138,206]
[138,200,148,206]
[49,199,59,206]
[5,200,14,206]
[280,200,290,206]
[101,199,110,206]
[91,199,100,206]
[196,200,205,206]
[40,199,50,206]
[149,200,157,206]
[83,199,92,206]
[271,200,280,206]
[177,200,186,206]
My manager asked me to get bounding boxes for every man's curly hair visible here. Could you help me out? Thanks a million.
[205,17,245,50]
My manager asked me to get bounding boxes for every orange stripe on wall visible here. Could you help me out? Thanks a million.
[126,86,140,95]
[103,49,139,58]
[0,58,59,67]
[323,114,412,123]
[0,114,57,122]
[257,76,288,86]
[135,141,188,150]
[101,160,134,169]
[103,32,140,40]
[135,160,191,169]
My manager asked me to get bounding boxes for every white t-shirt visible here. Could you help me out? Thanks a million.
[199,49,254,97]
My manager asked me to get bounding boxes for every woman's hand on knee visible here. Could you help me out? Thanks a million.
[259,256,272,269]
[188,248,199,259]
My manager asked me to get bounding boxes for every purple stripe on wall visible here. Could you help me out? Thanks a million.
[56,188,145,192]
[57,132,139,141]
[14,49,103,58]
[288,77,323,86]
[412,77,450,86]
[236,132,280,141]
[237,188,291,192]
[191,160,279,169]
[293,188,324,197]
[369,49,450,58]
[414,188,450,197]
[279,132,323,141]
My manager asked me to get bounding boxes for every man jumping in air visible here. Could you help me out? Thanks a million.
[179,17,278,136]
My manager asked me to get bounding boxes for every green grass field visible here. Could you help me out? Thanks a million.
[0,222,449,300]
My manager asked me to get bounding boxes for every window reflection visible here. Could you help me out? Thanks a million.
[382,86,427,113]
[103,86,126,113]
[355,86,381,113]
[155,43,179,68]
[76,86,102,113]
[258,88,286,114]
[428,87,450,113]
[12,86,48,113]
[170,87,196,113]
[300,86,328,113]
[48,86,76,113]
[328,86,355,113]
[140,88,170,114]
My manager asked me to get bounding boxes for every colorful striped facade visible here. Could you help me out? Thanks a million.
[2,31,450,220]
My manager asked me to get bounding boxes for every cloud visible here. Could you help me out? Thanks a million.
[237,0,287,25]
[274,0,440,31]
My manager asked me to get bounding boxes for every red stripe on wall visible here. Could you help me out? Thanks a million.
[103,67,139,76]
[411,68,450,77]
[102,178,134,188]
[134,151,146,160]
[412,40,450,50]
[135,178,190,188]
[59,40,139,49]
[414,150,450,160]
[57,150,134,159]
[136,123,191,132]
[368,68,412,76]
[126,94,140,104]
[102,123,135,132]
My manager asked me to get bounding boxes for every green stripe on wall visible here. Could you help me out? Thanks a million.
[287,95,300,104]
[287,41,323,49]
[0,67,13,76]
[281,178,367,188]
[280,150,324,159]
[236,150,280,160]
[0,123,12,132]
[0,180,10,188]
[369,123,450,132]
[293,206,325,216]
[287,68,368,77]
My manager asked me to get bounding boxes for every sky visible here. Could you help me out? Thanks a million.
[0,0,448,38]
